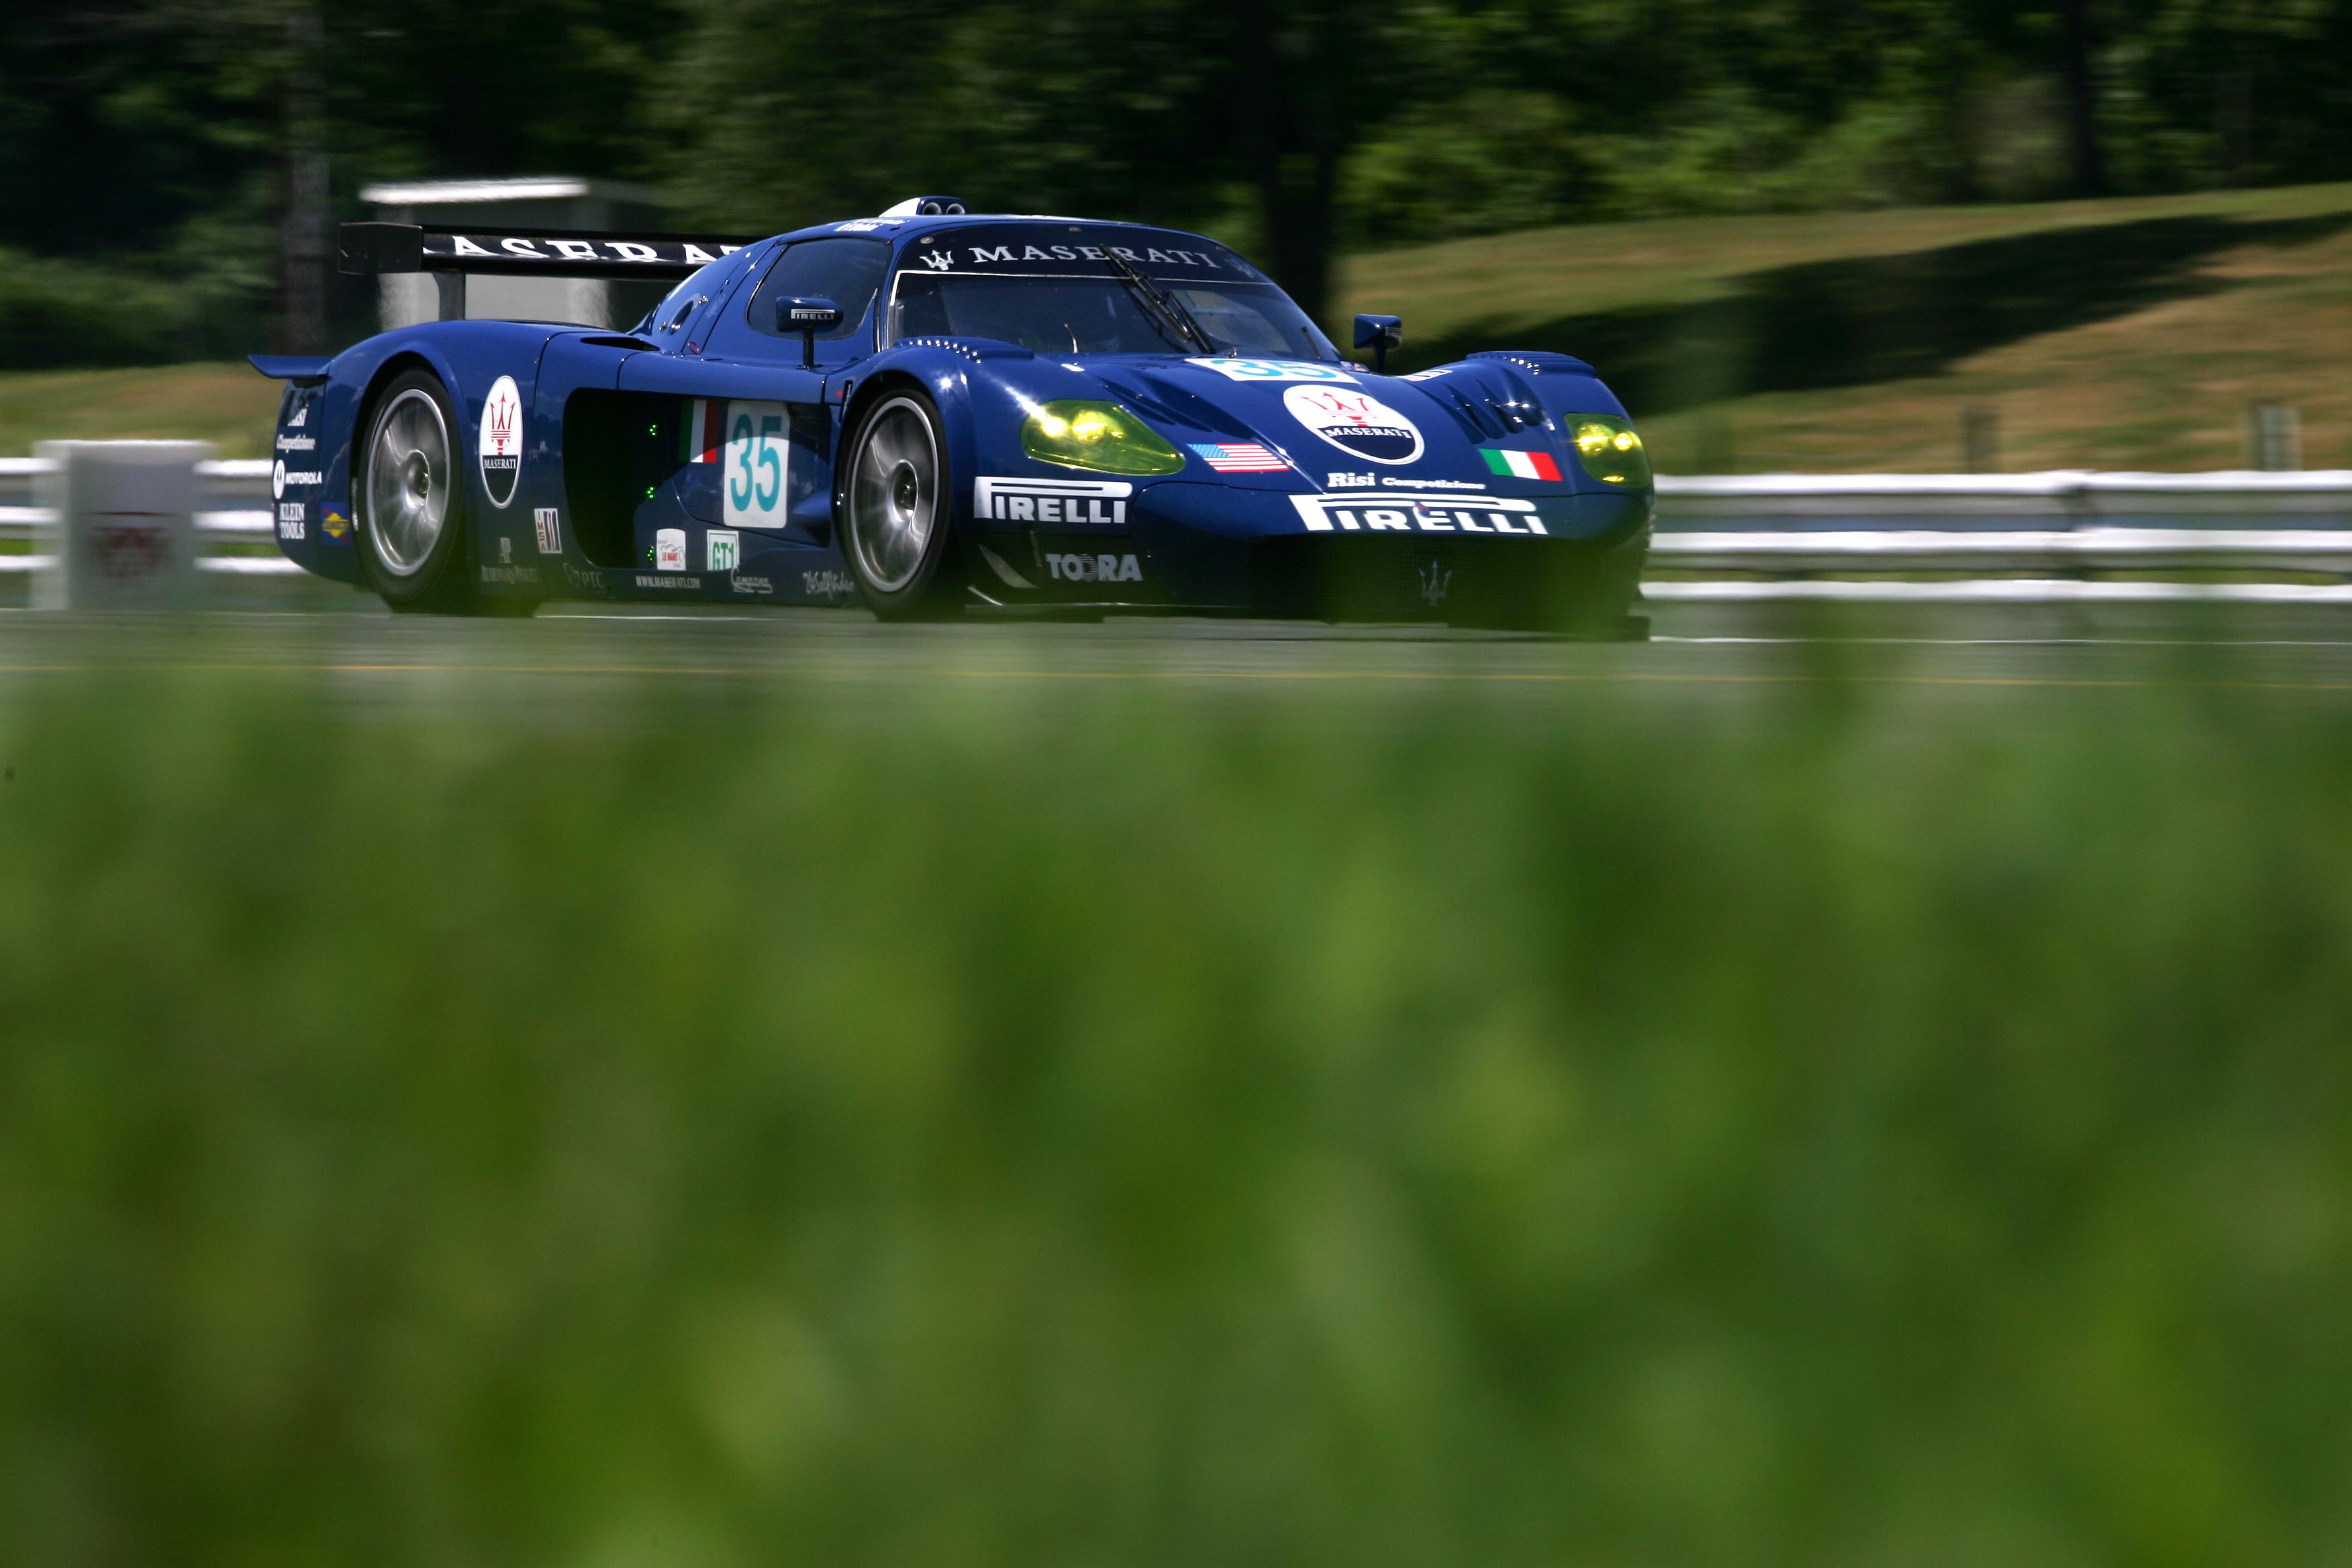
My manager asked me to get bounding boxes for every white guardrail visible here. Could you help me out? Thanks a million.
[1646,470,2352,603]
[8,454,2352,604]
[0,454,290,577]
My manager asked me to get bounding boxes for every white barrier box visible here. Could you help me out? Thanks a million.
[32,441,209,609]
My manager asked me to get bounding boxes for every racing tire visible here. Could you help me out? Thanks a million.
[356,369,511,615]
[838,389,965,619]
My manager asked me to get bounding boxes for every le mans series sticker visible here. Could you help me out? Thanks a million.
[479,375,523,509]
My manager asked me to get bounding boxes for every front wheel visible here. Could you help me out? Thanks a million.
[838,390,965,619]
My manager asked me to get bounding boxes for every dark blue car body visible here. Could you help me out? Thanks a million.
[256,210,1652,626]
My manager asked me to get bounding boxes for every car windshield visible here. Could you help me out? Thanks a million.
[887,273,1338,360]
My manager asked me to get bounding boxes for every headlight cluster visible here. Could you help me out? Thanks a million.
[1021,401,1185,476]
[1571,415,1651,489]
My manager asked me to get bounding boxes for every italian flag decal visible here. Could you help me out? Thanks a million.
[681,398,726,464]
[1481,448,1563,481]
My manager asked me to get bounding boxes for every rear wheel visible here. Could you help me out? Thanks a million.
[357,370,528,615]
[839,390,963,619]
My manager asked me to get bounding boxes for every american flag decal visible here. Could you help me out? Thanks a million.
[1189,442,1289,473]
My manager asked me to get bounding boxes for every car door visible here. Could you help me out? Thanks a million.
[611,237,888,565]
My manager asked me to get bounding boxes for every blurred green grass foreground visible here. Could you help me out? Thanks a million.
[4,667,2351,1567]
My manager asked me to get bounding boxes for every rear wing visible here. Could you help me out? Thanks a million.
[338,222,765,321]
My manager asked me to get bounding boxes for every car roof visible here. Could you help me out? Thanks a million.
[765,212,1232,254]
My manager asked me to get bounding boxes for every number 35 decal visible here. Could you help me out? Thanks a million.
[724,401,791,530]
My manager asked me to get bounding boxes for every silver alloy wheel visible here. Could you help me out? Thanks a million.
[847,395,940,593]
[364,388,452,579]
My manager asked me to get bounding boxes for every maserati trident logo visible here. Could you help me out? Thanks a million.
[1418,559,1453,606]
[478,375,523,509]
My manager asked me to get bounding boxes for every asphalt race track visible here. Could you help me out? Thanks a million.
[13,599,2352,722]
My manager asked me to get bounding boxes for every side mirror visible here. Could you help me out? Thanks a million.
[775,295,844,368]
[1354,313,1403,375]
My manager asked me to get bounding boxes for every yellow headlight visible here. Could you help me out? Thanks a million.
[1569,416,1651,488]
[1021,401,1186,476]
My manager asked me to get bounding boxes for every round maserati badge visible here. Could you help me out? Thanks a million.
[479,375,524,509]
[1283,384,1425,465]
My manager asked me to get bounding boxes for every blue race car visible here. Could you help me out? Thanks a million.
[254,196,1653,631]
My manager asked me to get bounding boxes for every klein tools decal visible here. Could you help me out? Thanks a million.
[1283,385,1424,465]
[479,375,523,509]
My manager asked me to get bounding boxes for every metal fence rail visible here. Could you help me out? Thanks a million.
[9,456,2352,597]
[0,455,286,574]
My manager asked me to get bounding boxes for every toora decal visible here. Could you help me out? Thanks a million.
[1046,552,1142,584]
[1284,385,1424,465]
[478,375,524,509]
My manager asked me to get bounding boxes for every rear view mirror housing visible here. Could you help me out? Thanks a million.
[775,295,844,367]
[1353,313,1403,375]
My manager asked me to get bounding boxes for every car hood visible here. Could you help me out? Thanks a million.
[1042,355,1545,493]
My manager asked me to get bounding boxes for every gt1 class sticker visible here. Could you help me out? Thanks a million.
[479,375,523,509]
[723,400,790,530]
[534,509,563,554]
[706,529,740,571]
[1284,385,1424,465]
[973,477,1132,525]
[1290,493,1545,535]
[655,528,687,571]
[1186,358,1357,385]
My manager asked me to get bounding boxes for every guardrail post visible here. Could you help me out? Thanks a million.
[2247,403,2303,472]
[32,441,209,610]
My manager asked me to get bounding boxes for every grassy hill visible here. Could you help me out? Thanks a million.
[1343,182,2352,473]
[5,183,2349,472]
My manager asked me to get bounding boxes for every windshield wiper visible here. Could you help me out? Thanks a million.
[1104,250,1218,356]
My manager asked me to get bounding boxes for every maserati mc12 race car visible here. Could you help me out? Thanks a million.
[250,197,1653,630]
